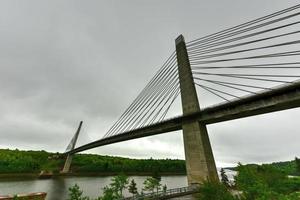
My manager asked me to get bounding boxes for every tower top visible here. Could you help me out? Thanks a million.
[175,34,185,45]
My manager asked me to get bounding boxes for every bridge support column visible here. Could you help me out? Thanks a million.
[175,35,218,184]
[62,154,73,173]
[61,121,83,174]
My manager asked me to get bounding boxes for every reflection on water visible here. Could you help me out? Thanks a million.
[0,175,188,200]
[47,178,67,200]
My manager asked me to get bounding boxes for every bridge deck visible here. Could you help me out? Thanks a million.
[68,81,300,154]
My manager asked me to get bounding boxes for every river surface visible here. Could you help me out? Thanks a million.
[0,175,188,200]
[0,170,236,200]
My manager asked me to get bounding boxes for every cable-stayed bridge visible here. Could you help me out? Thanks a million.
[62,4,300,185]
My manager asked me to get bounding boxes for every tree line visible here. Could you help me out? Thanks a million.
[0,149,186,174]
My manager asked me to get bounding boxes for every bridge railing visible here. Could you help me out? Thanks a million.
[120,185,199,200]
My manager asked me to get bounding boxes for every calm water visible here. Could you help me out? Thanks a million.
[0,175,188,200]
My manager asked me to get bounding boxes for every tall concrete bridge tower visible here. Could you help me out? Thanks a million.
[175,35,218,184]
[61,121,83,173]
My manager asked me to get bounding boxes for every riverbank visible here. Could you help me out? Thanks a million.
[0,173,38,179]
[0,171,186,179]
[0,149,186,176]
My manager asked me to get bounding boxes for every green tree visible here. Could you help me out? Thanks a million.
[128,179,138,197]
[143,177,161,193]
[152,170,161,182]
[67,184,89,200]
[99,186,116,200]
[198,181,236,200]
[220,168,230,188]
[235,163,300,200]
[235,164,273,200]
[163,184,167,193]
[110,174,129,198]
[295,157,300,175]
[152,172,162,193]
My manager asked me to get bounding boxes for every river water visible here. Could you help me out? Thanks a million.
[0,169,236,200]
[0,175,188,200]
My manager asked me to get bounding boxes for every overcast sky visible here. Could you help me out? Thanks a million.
[0,0,299,167]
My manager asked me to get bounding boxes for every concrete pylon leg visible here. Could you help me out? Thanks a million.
[175,35,218,184]
[182,122,218,184]
[61,154,73,173]
[61,121,83,174]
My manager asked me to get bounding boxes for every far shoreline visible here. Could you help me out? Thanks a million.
[0,172,187,180]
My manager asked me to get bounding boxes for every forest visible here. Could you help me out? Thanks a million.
[0,148,299,177]
[0,149,186,175]
[227,157,300,176]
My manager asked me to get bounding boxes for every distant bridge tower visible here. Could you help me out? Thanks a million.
[61,121,83,173]
[175,35,218,184]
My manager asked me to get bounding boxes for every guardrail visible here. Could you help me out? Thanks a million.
[121,185,199,200]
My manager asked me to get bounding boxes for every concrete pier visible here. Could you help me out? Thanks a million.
[61,121,83,173]
[175,35,218,184]
[61,154,73,173]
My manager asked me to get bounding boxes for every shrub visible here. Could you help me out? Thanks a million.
[198,181,237,200]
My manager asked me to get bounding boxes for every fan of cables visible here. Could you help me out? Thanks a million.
[102,52,180,139]
[187,3,300,103]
